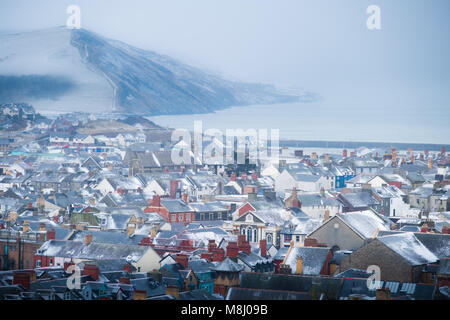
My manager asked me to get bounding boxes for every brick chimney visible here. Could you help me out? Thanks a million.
[83,264,99,281]
[428,157,433,169]
[64,261,75,271]
[13,271,36,290]
[230,172,236,182]
[237,234,246,247]
[201,252,212,262]
[124,264,133,273]
[442,146,446,155]
[291,187,301,208]
[226,242,239,258]
[182,193,188,203]
[175,253,189,268]
[46,229,56,241]
[342,149,348,158]
[84,234,93,246]
[152,195,161,207]
[260,239,267,258]
[239,241,251,255]
[212,248,225,262]
[241,173,247,181]
[207,240,217,252]
[251,172,258,181]
[170,180,178,199]
[304,237,318,247]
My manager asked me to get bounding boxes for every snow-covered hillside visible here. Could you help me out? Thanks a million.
[0,27,301,115]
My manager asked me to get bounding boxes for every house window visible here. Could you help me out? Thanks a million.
[285,235,292,242]
[247,228,252,242]
[296,235,300,242]
[179,214,183,222]
[36,260,41,267]
[49,258,53,266]
[267,234,273,245]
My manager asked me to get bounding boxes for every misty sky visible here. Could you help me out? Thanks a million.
[1,0,450,129]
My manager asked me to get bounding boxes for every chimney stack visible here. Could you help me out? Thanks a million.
[241,173,247,181]
[46,229,56,241]
[251,172,258,181]
[237,235,246,247]
[170,180,178,199]
[442,146,446,155]
[152,195,161,207]
[342,149,348,158]
[23,221,30,233]
[201,252,212,262]
[324,210,330,222]
[226,242,239,258]
[428,157,433,169]
[304,237,318,247]
[182,193,189,203]
[212,248,225,262]
[175,253,189,268]
[13,271,36,290]
[260,239,267,258]
[208,239,217,252]
[296,256,304,275]
[83,264,99,281]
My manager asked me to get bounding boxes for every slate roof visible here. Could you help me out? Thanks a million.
[212,258,244,272]
[377,231,450,259]
[68,230,146,246]
[378,232,438,266]
[37,240,154,263]
[283,247,330,275]
[161,199,194,213]
[337,210,390,239]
